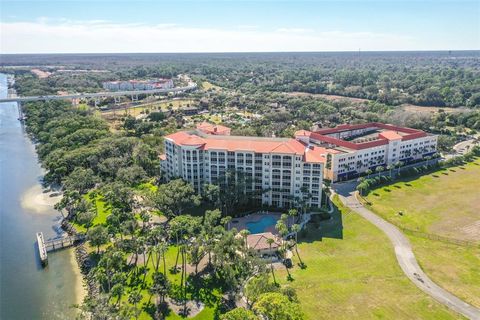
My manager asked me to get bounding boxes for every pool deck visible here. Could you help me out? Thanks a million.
[230,212,296,235]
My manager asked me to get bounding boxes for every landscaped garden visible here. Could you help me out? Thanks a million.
[274,197,463,319]
[364,158,480,309]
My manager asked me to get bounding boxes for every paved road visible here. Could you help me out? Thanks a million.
[454,139,477,154]
[333,182,480,320]
[444,138,478,160]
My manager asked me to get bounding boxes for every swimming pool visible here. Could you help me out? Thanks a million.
[246,215,278,234]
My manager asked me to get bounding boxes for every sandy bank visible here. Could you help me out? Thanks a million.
[21,184,62,214]
[69,249,87,306]
[21,183,87,305]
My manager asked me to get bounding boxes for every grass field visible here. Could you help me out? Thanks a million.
[365,159,480,241]
[201,81,222,91]
[410,236,480,308]
[72,193,110,233]
[132,246,220,320]
[102,98,197,118]
[365,158,480,308]
[275,198,462,319]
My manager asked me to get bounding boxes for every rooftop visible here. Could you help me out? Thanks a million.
[196,121,231,135]
[246,232,282,251]
[311,122,429,151]
[165,126,328,163]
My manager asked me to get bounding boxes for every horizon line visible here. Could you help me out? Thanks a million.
[1,49,480,56]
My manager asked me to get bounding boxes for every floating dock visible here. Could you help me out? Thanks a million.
[36,232,48,265]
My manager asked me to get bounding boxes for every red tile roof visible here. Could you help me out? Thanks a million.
[182,135,206,146]
[311,122,428,150]
[246,232,281,251]
[196,122,231,135]
[294,130,312,137]
[164,130,326,162]
[379,130,403,140]
[304,145,329,163]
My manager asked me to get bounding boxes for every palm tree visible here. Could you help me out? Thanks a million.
[275,220,291,280]
[365,169,373,179]
[424,155,432,166]
[240,229,251,253]
[375,166,384,176]
[110,283,125,305]
[386,164,394,178]
[139,211,151,234]
[266,238,277,285]
[288,208,298,225]
[396,161,404,175]
[128,289,143,319]
[149,271,170,306]
[291,224,304,268]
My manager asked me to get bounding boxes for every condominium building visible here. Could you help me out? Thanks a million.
[160,122,325,209]
[301,122,438,182]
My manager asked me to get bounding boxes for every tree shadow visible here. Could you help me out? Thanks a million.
[441,172,449,175]
[299,203,344,244]
[432,175,440,178]
[394,185,401,189]
[404,183,412,187]
[143,300,170,320]
[383,188,391,192]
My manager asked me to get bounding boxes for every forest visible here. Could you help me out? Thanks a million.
[2,51,480,108]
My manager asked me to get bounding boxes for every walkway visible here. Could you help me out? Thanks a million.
[333,182,480,320]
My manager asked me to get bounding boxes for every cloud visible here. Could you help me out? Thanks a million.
[0,19,425,54]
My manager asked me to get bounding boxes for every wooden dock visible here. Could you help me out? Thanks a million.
[36,233,85,266]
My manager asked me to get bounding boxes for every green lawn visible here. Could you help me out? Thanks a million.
[365,159,480,241]
[101,99,197,118]
[274,198,463,320]
[126,245,221,320]
[409,236,480,308]
[73,192,111,233]
[201,81,222,91]
[364,158,480,309]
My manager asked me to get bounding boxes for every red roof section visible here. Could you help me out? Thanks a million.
[164,131,326,162]
[294,130,312,137]
[196,122,231,135]
[247,232,281,250]
[182,135,206,146]
[379,130,403,140]
[312,122,428,150]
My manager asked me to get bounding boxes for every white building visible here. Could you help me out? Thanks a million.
[301,123,438,182]
[160,122,325,209]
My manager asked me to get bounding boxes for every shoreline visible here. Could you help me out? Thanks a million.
[69,248,87,306]
[21,182,88,307]
[20,184,62,215]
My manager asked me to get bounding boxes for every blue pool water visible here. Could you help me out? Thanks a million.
[246,215,278,234]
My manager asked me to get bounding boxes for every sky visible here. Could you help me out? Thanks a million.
[0,0,479,53]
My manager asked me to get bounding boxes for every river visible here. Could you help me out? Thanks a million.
[0,73,82,319]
